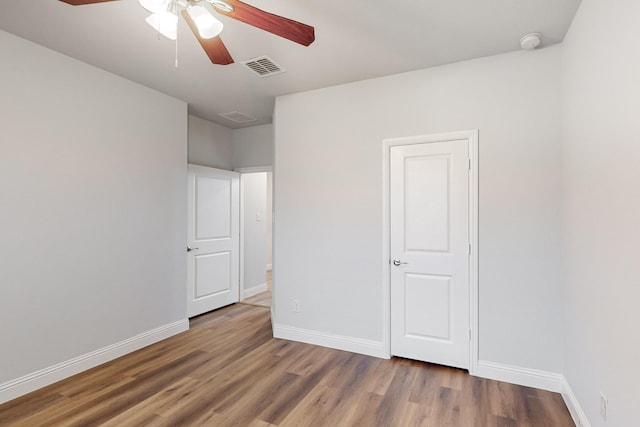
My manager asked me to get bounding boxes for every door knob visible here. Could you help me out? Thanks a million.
[392,259,408,266]
[187,246,199,252]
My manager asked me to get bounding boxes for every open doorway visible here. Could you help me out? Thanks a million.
[238,169,273,308]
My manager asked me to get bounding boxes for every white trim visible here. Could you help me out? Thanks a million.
[0,319,189,404]
[239,173,246,300]
[188,163,240,178]
[561,376,591,427]
[468,131,479,375]
[474,360,563,393]
[234,166,273,173]
[382,130,479,369]
[273,324,388,359]
[381,139,391,358]
[243,282,268,299]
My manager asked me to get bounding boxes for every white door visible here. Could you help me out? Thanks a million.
[187,165,239,317]
[390,140,470,369]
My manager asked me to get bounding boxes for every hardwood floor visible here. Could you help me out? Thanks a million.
[0,304,574,426]
[241,289,272,308]
[242,270,272,308]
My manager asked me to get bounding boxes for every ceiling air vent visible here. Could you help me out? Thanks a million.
[218,111,258,124]
[242,56,286,77]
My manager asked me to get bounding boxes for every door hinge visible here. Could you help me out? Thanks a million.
[469,329,472,341]
[468,243,472,255]
[468,158,471,170]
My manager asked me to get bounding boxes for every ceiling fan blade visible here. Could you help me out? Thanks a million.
[182,10,234,65]
[216,0,315,47]
[59,0,118,5]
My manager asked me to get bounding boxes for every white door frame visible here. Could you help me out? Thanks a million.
[382,130,479,374]
[235,166,273,302]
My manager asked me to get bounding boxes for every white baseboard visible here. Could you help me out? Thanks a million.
[474,362,588,426]
[0,319,189,405]
[273,323,387,359]
[243,282,268,299]
[273,325,585,426]
[561,376,591,427]
[473,360,563,393]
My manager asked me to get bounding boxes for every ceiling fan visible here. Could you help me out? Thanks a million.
[59,0,315,65]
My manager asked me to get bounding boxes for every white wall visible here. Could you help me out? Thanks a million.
[274,47,564,372]
[188,115,233,170]
[562,1,640,425]
[0,31,187,392]
[232,124,274,169]
[241,173,268,293]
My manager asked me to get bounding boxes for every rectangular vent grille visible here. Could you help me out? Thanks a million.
[242,56,286,77]
[218,111,258,124]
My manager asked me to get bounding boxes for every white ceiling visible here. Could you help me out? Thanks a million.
[0,0,581,129]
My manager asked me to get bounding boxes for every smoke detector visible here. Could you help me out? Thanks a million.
[520,33,542,50]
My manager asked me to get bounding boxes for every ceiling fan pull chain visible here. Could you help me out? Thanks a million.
[175,31,179,68]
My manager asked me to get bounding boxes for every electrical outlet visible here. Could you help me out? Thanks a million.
[600,392,608,421]
[292,299,301,313]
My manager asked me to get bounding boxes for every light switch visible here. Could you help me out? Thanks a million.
[256,211,262,221]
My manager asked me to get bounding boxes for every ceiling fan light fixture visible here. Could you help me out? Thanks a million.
[139,0,171,14]
[145,11,178,40]
[208,0,234,13]
[187,4,223,38]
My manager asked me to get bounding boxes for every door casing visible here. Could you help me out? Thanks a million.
[382,130,479,374]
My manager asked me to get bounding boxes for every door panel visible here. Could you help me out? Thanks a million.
[405,273,451,340]
[195,176,231,239]
[405,155,450,252]
[188,165,239,317]
[194,251,231,298]
[390,140,469,369]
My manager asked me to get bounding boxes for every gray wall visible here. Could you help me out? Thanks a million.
[189,120,273,171]
[274,46,564,372]
[562,1,640,425]
[0,31,187,384]
[232,124,274,169]
[188,115,233,170]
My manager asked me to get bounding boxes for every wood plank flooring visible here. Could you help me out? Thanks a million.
[0,304,574,426]
[242,270,272,308]
[241,289,272,308]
